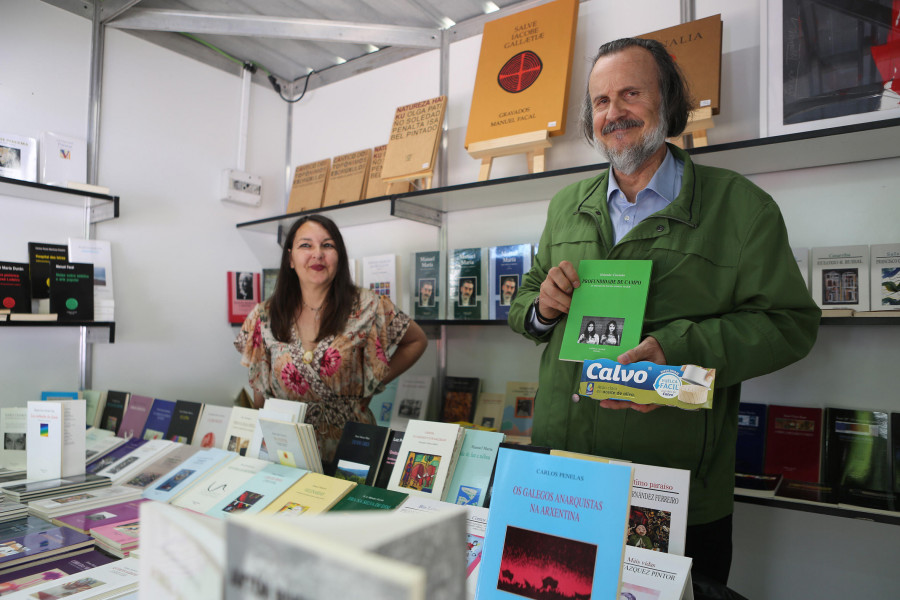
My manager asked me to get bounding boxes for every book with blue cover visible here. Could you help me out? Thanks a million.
[0,525,94,570]
[207,463,308,518]
[142,447,236,503]
[141,398,176,440]
[488,244,531,321]
[475,449,633,600]
[369,380,398,428]
[736,402,768,475]
[86,436,146,474]
[442,429,505,507]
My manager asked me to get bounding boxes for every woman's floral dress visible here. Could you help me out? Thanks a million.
[234,288,410,467]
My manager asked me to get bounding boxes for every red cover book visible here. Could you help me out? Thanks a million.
[227,271,260,324]
[763,404,823,483]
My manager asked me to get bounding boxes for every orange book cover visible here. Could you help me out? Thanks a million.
[638,14,723,114]
[287,158,331,213]
[322,148,371,207]
[381,96,446,181]
[464,0,579,148]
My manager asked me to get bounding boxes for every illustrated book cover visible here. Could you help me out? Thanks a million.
[560,259,653,361]
[440,376,481,424]
[475,449,633,600]
[39,131,87,186]
[191,404,233,450]
[412,250,441,320]
[171,455,269,515]
[0,261,30,314]
[869,243,900,310]
[119,443,200,491]
[465,0,579,146]
[52,498,148,535]
[0,132,37,182]
[811,245,870,312]
[258,471,355,517]
[329,421,391,487]
[369,379,399,428]
[500,380,538,440]
[227,270,260,324]
[442,428,505,507]
[386,420,465,501]
[0,526,94,572]
[48,261,93,321]
[142,447,236,504]
[362,253,399,305]
[472,392,505,431]
[98,389,129,434]
[449,247,486,320]
[373,429,405,489]
[488,244,531,320]
[67,237,114,321]
[140,397,176,440]
[206,462,308,518]
[389,375,433,432]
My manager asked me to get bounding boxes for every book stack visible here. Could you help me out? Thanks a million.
[51,498,149,536]
[90,518,140,558]
[0,499,27,523]
[6,556,140,598]
[0,549,117,596]
[3,473,112,504]
[28,485,142,521]
[0,526,95,578]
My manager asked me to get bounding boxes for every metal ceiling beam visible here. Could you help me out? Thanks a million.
[106,8,442,49]
[99,0,144,23]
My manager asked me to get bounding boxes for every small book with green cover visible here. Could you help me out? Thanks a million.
[559,259,652,362]
[329,483,408,512]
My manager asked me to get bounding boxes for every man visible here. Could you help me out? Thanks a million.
[458,279,475,306]
[508,38,820,585]
[500,276,518,306]
[419,280,434,307]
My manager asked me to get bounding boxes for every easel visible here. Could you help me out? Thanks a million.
[383,170,433,194]
[467,130,553,181]
[672,106,715,148]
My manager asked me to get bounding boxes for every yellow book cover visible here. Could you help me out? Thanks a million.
[464,0,579,147]
[637,14,723,114]
[287,158,331,214]
[381,96,446,180]
[259,472,356,516]
[365,145,410,199]
[322,148,372,207]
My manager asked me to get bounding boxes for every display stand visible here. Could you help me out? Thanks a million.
[467,130,553,181]
[674,106,715,148]
[383,171,434,193]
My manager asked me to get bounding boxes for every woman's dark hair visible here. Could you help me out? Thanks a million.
[585,320,596,332]
[269,214,358,343]
[606,320,618,332]
[580,37,694,143]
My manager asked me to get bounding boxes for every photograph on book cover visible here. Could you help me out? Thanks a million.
[760,0,900,137]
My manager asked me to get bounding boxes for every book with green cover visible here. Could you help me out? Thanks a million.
[559,259,652,361]
[450,247,485,320]
[330,483,408,512]
[412,250,441,320]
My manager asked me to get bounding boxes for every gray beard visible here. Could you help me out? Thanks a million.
[598,115,667,176]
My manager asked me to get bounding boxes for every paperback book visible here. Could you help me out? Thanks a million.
[412,250,441,320]
[482,442,552,509]
[390,375,433,431]
[500,381,538,440]
[67,237,114,321]
[287,158,330,213]
[171,455,269,515]
[369,380,399,428]
[258,471,355,516]
[0,262,30,314]
[763,405,823,484]
[206,462,308,518]
[26,242,67,303]
[48,261,94,321]
[98,389,129,434]
[142,447,236,504]
[39,131,87,186]
[0,407,27,471]
[487,244,531,320]
[86,436,145,475]
[227,271,261,324]
[621,546,693,600]
[322,148,371,206]
[0,526,94,574]
[362,254,399,305]
[330,483,409,512]
[869,243,900,310]
[329,421,391,486]
[449,247,485,319]
[811,245,870,312]
[3,556,139,598]
[119,443,200,491]
[476,449,633,600]
[115,393,153,439]
[472,392,505,431]
[191,404,233,450]
[26,399,85,481]
[28,484,142,521]
[823,408,891,499]
[93,438,177,485]
[381,95,447,182]
[373,429,405,490]
[442,428,505,507]
[386,420,465,501]
[165,399,204,443]
[560,259,652,361]
[0,548,116,595]
[52,498,148,535]
[223,406,260,456]
[0,133,37,182]
[440,376,481,424]
[736,402,768,475]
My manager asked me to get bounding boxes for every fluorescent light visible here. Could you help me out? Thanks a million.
[484,2,500,13]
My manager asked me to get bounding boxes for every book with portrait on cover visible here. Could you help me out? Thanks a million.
[449,247,486,320]
[412,250,441,320]
[560,259,652,361]
[488,244,531,321]
[475,449,633,600]
[227,271,261,324]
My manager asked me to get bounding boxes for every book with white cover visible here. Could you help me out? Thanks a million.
[39,131,87,186]
[206,462,307,518]
[1,556,140,600]
[191,404,233,450]
[621,546,693,600]
[225,508,467,600]
[0,407,27,471]
[610,459,690,555]
[257,418,322,473]
[139,501,226,600]
[142,447,236,504]
[387,420,465,502]
[26,400,86,481]
[223,406,260,456]
[870,243,900,311]
[362,253,400,306]
[811,245,870,312]
[390,375,433,432]
[0,132,37,182]
[95,438,176,485]
[246,399,305,461]
[171,455,269,514]
[84,428,123,464]
[67,238,114,321]
[28,484,142,520]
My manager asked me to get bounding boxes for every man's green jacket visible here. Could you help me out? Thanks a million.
[509,144,820,525]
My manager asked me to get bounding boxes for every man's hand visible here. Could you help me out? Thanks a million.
[538,260,580,320]
[599,336,668,413]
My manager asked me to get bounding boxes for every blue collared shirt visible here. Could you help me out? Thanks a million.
[607,148,684,244]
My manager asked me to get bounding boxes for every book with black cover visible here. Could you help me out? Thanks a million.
[329,421,391,486]
[48,261,93,321]
[373,429,405,490]
[164,400,204,443]
[736,402,768,475]
[27,242,67,301]
[482,442,551,509]
[440,376,481,424]
[0,261,30,313]
[823,407,892,502]
[98,390,130,434]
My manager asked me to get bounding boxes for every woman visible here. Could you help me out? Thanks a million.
[234,214,428,469]
[600,320,619,345]
[577,320,600,344]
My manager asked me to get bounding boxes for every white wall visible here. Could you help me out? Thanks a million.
[2,1,898,597]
